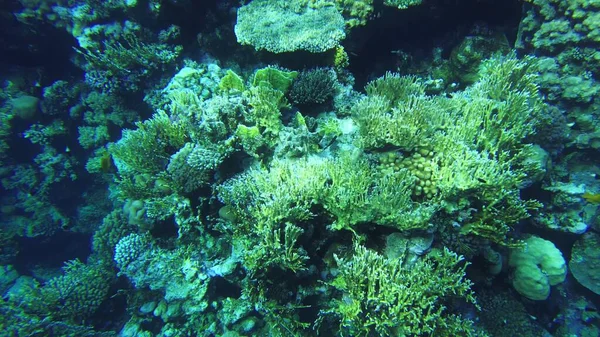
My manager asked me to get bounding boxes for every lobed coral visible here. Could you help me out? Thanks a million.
[508,235,567,300]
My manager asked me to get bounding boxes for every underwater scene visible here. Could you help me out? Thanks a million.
[0,0,600,336]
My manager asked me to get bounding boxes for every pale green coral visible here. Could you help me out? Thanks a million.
[509,236,567,300]
[219,69,246,93]
[365,73,426,106]
[352,53,543,245]
[110,111,189,175]
[14,260,112,323]
[569,232,600,295]
[78,125,110,149]
[252,67,298,93]
[115,234,210,306]
[235,0,346,53]
[167,142,228,193]
[246,83,288,136]
[76,32,182,77]
[235,124,265,158]
[219,153,434,237]
[324,245,481,336]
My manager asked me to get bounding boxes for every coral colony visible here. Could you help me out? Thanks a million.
[0,0,599,336]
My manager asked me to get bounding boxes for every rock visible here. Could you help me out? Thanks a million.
[10,95,39,120]
[140,301,157,314]
[569,232,600,295]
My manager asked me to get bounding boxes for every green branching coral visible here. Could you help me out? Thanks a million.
[323,155,434,231]
[219,154,435,245]
[16,260,113,324]
[219,157,329,228]
[108,110,191,202]
[352,53,544,245]
[110,111,188,175]
[243,222,309,274]
[76,32,182,77]
[353,94,443,151]
[1,300,116,337]
[332,0,374,27]
[323,245,482,337]
[365,73,426,106]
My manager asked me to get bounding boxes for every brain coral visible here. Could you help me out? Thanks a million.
[234,0,346,53]
[508,235,567,300]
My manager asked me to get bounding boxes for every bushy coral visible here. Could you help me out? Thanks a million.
[218,153,437,276]
[115,234,212,309]
[478,290,545,337]
[78,31,182,93]
[14,260,113,323]
[1,300,116,337]
[91,209,134,263]
[110,111,188,175]
[518,0,600,152]
[352,53,544,245]
[167,142,229,193]
[289,68,337,105]
[114,233,150,270]
[323,245,481,336]
[40,80,81,116]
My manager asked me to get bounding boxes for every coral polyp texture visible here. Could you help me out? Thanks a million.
[0,0,598,336]
[235,0,346,53]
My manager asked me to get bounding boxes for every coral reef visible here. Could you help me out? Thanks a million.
[1,0,598,336]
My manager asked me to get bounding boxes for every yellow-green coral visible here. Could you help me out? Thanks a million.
[332,45,350,70]
[219,69,246,93]
[324,244,481,337]
[352,53,544,245]
[247,83,289,136]
[252,67,298,93]
[244,222,309,274]
[379,147,440,199]
[333,0,374,27]
[235,124,266,158]
[219,154,434,236]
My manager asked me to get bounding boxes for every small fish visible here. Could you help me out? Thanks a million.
[100,152,114,173]
[582,192,600,204]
